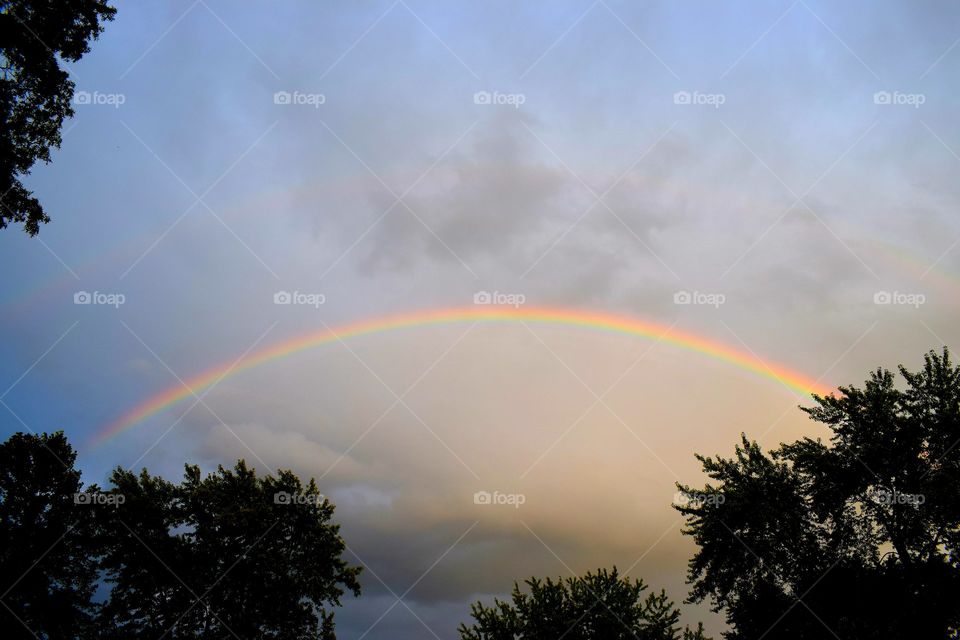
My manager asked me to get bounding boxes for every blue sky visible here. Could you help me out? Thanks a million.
[3,1,960,637]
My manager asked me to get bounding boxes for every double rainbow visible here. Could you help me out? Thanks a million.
[93,306,833,446]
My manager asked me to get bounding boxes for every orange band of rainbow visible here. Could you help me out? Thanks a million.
[93,306,833,446]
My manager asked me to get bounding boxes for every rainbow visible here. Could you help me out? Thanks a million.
[93,306,834,446]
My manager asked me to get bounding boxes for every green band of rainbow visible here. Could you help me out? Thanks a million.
[93,306,833,446]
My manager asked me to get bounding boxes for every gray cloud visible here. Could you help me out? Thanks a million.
[4,3,960,639]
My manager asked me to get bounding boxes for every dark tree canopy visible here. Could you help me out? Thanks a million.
[0,431,360,639]
[458,567,710,640]
[0,431,100,639]
[97,460,362,640]
[0,0,116,235]
[677,348,960,639]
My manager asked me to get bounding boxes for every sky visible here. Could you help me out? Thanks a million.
[2,0,960,637]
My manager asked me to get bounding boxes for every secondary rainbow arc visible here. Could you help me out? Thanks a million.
[93,306,834,446]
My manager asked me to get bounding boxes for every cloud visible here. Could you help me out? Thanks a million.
[6,3,960,639]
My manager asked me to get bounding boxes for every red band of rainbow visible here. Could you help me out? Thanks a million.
[93,306,834,446]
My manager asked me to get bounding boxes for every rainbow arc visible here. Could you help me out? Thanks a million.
[93,306,834,446]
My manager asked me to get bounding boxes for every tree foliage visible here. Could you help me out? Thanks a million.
[677,348,960,639]
[458,567,709,640]
[0,431,100,639]
[97,460,362,639]
[1,0,116,235]
[0,431,360,639]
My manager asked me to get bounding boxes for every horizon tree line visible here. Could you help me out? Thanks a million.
[1,349,958,638]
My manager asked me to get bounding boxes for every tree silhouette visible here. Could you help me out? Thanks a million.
[1,0,116,235]
[0,430,362,639]
[97,460,361,639]
[0,431,101,639]
[458,567,710,640]
[676,348,960,639]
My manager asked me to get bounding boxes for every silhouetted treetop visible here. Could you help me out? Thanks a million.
[1,0,116,235]
[458,567,710,640]
[677,348,960,639]
[0,431,101,639]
